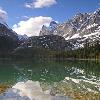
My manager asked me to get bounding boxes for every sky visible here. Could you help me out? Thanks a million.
[0,0,100,36]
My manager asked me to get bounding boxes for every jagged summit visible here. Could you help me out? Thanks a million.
[94,8,100,14]
[39,8,100,41]
[0,20,18,40]
[39,21,58,36]
[0,18,9,29]
[0,19,19,54]
[49,21,57,28]
[0,18,29,41]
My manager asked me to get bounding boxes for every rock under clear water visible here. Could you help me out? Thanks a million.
[0,80,71,100]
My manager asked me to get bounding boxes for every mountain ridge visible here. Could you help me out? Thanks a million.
[0,8,100,57]
[39,8,100,41]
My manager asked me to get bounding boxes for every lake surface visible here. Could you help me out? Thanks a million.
[0,59,100,99]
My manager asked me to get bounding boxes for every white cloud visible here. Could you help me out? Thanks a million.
[25,3,32,8]
[25,0,57,8]
[0,7,7,22]
[23,16,29,19]
[13,16,52,36]
[16,16,29,20]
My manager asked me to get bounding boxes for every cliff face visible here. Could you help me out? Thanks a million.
[39,21,58,36]
[0,22,19,54]
[39,9,100,41]
[17,35,66,51]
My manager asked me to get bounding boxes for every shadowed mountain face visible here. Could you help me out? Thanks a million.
[0,36,17,52]
[0,22,19,55]
[28,35,66,50]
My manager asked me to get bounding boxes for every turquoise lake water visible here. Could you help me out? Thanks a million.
[0,59,100,94]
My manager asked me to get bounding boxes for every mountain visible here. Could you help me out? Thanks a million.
[16,35,66,51]
[15,9,100,53]
[18,34,28,41]
[13,9,100,59]
[39,21,58,36]
[39,9,100,42]
[0,20,19,55]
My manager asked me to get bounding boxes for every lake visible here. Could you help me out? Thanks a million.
[0,59,100,99]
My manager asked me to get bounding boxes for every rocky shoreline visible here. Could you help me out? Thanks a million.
[0,85,9,94]
[0,81,100,100]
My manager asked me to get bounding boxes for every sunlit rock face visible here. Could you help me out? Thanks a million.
[37,9,100,50]
[0,80,70,100]
[39,9,100,40]
[39,21,58,36]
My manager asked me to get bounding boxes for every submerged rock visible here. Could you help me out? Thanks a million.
[0,85,9,94]
[0,80,71,100]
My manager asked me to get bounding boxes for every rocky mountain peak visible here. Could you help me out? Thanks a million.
[94,8,100,15]
[74,13,84,18]
[49,21,57,28]
[39,8,100,41]
[39,21,58,36]
[0,20,19,54]
[0,18,9,29]
[41,25,47,29]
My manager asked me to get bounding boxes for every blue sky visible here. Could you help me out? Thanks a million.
[0,0,100,36]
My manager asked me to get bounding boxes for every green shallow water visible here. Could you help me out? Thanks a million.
[0,59,100,99]
[0,59,100,84]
